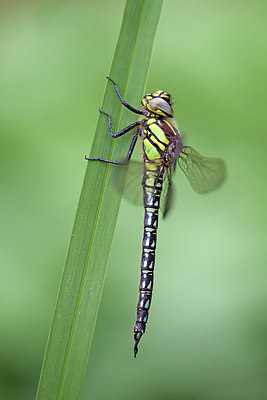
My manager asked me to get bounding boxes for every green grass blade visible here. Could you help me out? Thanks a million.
[36,1,163,399]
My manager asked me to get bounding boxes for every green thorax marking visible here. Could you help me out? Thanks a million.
[143,118,178,161]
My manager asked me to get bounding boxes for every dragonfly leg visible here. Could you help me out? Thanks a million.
[124,131,138,161]
[85,128,138,165]
[99,108,140,138]
[106,76,144,115]
[84,156,123,165]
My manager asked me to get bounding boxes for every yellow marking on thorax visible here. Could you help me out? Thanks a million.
[149,123,170,144]
[147,118,156,125]
[149,134,166,151]
[143,138,161,160]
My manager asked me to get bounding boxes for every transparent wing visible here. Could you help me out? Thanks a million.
[178,146,226,194]
[113,160,174,216]
[160,171,173,218]
[114,161,143,206]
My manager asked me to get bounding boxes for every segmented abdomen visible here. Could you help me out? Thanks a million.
[133,161,163,357]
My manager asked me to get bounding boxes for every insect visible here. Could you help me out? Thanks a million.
[86,77,226,357]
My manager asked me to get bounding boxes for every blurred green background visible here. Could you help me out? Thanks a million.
[1,0,267,399]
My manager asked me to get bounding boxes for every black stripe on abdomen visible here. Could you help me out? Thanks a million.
[133,171,163,357]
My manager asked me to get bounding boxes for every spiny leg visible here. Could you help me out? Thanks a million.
[106,76,144,115]
[85,157,123,165]
[99,108,140,138]
[85,131,138,164]
[124,131,138,162]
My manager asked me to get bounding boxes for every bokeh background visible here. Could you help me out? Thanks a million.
[1,0,267,399]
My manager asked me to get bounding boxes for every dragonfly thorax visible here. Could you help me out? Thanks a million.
[141,90,173,118]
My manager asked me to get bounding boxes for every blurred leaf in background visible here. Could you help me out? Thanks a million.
[0,1,267,400]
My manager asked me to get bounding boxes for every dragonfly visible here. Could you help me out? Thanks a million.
[86,77,226,357]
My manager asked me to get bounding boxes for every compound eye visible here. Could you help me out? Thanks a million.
[149,98,172,116]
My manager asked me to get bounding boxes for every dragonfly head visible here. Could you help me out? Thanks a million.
[141,90,173,118]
